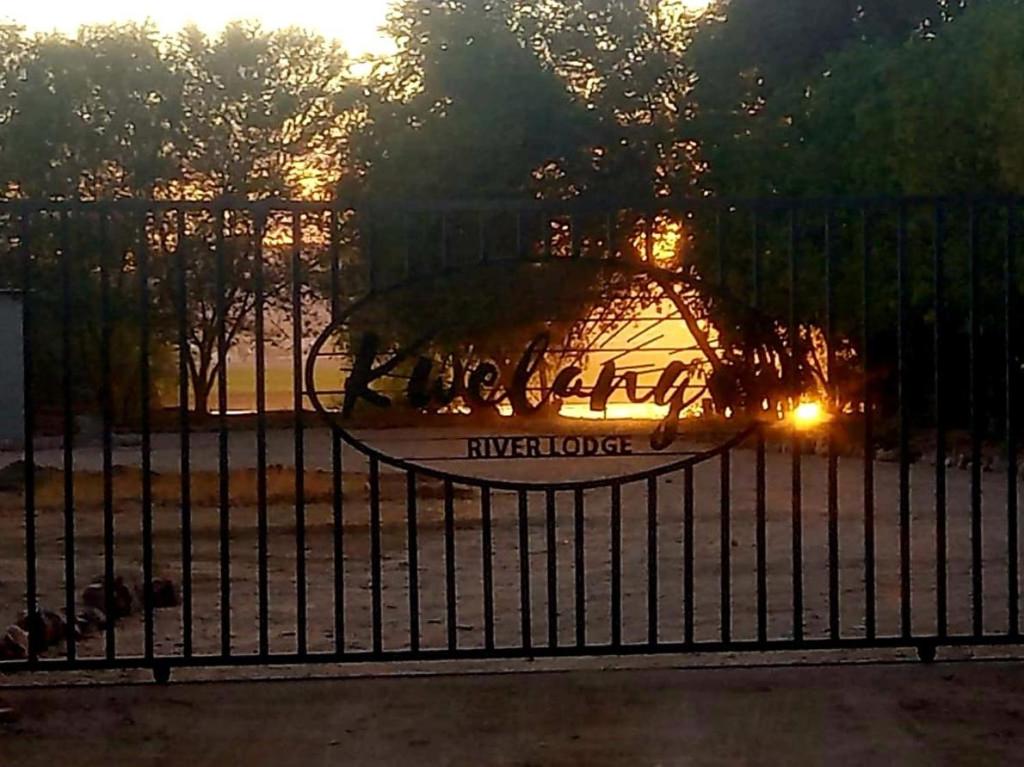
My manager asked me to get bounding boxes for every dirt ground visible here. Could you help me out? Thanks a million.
[3,662,1024,765]
[0,426,1021,660]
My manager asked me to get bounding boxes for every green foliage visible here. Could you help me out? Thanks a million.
[0,23,350,416]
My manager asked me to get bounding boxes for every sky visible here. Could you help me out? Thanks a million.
[2,0,710,58]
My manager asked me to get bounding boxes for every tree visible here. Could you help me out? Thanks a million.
[158,24,350,414]
[0,23,351,417]
[345,0,598,202]
[683,0,1024,425]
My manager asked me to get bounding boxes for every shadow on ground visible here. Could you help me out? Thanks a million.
[2,662,1024,765]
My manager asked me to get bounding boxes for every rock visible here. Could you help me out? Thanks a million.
[0,625,29,659]
[76,607,107,636]
[16,608,67,650]
[82,576,135,619]
[148,578,180,610]
[75,414,103,440]
[0,460,27,493]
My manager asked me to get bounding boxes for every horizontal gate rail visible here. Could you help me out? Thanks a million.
[0,195,1020,681]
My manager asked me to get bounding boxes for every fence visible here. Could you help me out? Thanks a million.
[0,195,1020,680]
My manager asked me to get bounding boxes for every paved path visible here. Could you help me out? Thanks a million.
[2,662,1023,765]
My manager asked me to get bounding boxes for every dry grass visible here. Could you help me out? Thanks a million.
[5,466,466,511]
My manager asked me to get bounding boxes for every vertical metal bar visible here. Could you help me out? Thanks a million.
[369,456,383,654]
[571,213,582,259]
[330,450,344,653]
[683,466,695,645]
[897,203,912,639]
[136,210,154,661]
[518,489,532,651]
[969,203,984,636]
[253,210,269,657]
[100,210,117,660]
[439,213,448,271]
[611,483,622,647]
[291,212,306,656]
[172,210,192,659]
[716,208,726,287]
[1007,202,1019,637]
[329,210,344,655]
[605,211,616,259]
[826,208,840,641]
[481,485,494,651]
[647,476,658,646]
[366,211,378,292]
[790,209,804,642]
[862,209,876,641]
[215,207,231,657]
[644,216,654,264]
[573,487,585,648]
[546,488,558,648]
[60,211,77,661]
[515,211,524,260]
[756,433,767,644]
[751,210,762,306]
[753,211,767,644]
[407,472,420,653]
[478,211,488,264]
[19,211,37,663]
[720,452,731,644]
[444,478,457,651]
[934,204,948,639]
[403,211,413,279]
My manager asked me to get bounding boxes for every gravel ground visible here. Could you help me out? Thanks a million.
[0,426,1020,663]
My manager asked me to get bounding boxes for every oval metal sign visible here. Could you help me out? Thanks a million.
[305,259,759,487]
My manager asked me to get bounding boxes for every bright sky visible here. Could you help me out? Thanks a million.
[3,1,397,56]
[3,0,710,57]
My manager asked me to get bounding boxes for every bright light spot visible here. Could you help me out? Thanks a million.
[560,402,670,421]
[631,217,685,266]
[791,401,828,430]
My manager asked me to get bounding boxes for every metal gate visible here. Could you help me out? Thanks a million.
[0,196,1020,680]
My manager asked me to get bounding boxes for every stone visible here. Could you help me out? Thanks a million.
[82,575,135,619]
[876,448,899,463]
[148,578,180,610]
[16,608,66,650]
[76,607,107,636]
[0,460,26,492]
[0,625,29,659]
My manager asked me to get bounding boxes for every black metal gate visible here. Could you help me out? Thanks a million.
[0,196,1020,680]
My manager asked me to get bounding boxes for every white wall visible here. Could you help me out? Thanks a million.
[0,292,23,446]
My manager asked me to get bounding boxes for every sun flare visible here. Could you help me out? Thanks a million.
[791,401,829,430]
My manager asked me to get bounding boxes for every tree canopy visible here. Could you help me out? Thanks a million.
[0,0,1021,421]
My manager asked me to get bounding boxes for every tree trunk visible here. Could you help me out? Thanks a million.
[191,375,212,418]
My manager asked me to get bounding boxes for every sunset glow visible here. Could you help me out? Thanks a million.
[790,401,829,430]
[4,0,712,59]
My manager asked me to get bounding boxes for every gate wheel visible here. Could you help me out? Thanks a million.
[152,662,172,685]
[916,641,937,664]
